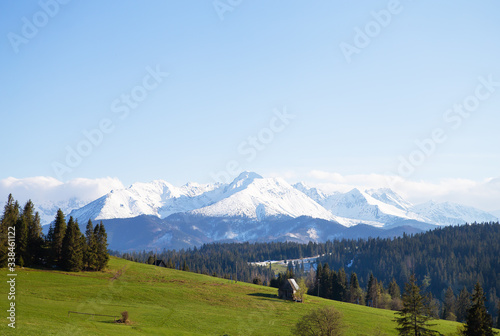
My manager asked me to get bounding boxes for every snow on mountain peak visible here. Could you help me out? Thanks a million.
[191,175,336,221]
[64,172,497,231]
[226,171,263,191]
[410,200,499,226]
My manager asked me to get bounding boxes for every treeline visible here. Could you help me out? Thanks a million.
[0,194,109,272]
[112,222,500,325]
[112,241,326,284]
[316,222,500,323]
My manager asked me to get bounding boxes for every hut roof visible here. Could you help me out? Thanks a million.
[288,278,300,291]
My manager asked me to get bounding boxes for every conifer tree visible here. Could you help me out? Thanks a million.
[456,287,472,322]
[463,283,497,336]
[83,220,98,270]
[61,217,83,271]
[333,267,347,301]
[27,211,43,265]
[366,273,379,307]
[395,274,438,336]
[15,201,30,266]
[0,195,20,267]
[442,287,456,321]
[95,222,109,271]
[51,209,67,267]
[389,279,401,299]
[349,272,364,305]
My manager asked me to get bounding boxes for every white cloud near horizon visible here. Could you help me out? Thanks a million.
[304,170,500,212]
[0,176,124,207]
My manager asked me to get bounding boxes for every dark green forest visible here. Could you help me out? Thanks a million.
[0,194,109,272]
[114,222,500,325]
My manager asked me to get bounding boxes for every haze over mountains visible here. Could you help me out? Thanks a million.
[17,172,498,250]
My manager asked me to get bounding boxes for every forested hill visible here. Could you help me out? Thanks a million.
[114,222,500,321]
[318,222,500,312]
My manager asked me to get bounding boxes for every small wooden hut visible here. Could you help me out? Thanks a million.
[153,259,167,267]
[278,278,300,301]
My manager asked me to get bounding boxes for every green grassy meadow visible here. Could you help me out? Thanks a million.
[1,257,495,335]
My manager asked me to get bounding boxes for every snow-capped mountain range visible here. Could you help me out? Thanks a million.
[33,172,498,250]
[67,172,498,228]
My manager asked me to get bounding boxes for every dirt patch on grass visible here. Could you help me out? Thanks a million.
[168,279,187,284]
[111,266,127,281]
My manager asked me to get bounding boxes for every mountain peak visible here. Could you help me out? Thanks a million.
[227,172,263,191]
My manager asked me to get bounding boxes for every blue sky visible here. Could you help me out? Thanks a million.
[1,1,500,209]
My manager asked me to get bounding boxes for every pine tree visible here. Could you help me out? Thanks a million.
[442,287,456,321]
[61,217,83,271]
[15,202,30,266]
[27,211,44,266]
[0,195,20,267]
[389,279,401,299]
[51,209,67,267]
[463,283,497,336]
[366,273,379,308]
[83,220,98,270]
[395,274,438,336]
[457,287,472,322]
[95,222,109,271]
[349,272,364,305]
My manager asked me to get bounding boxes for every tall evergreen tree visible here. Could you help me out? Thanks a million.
[463,283,497,336]
[0,195,20,267]
[332,268,348,301]
[442,287,456,321]
[51,209,66,267]
[61,217,83,271]
[27,210,44,265]
[83,220,98,270]
[349,272,364,305]
[456,287,472,322]
[389,279,401,299]
[95,222,109,271]
[395,274,438,336]
[15,201,30,266]
[366,273,379,308]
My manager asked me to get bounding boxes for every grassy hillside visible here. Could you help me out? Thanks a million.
[0,257,491,335]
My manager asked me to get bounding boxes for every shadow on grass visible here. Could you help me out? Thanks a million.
[247,293,280,301]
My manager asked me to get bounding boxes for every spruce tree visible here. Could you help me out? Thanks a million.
[51,209,67,267]
[442,287,456,321]
[95,222,109,271]
[28,211,44,265]
[389,279,401,299]
[0,195,20,267]
[15,201,30,266]
[463,283,497,336]
[395,274,438,336]
[61,217,83,271]
[366,273,379,308]
[349,272,364,305]
[457,287,472,322]
[84,220,98,270]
